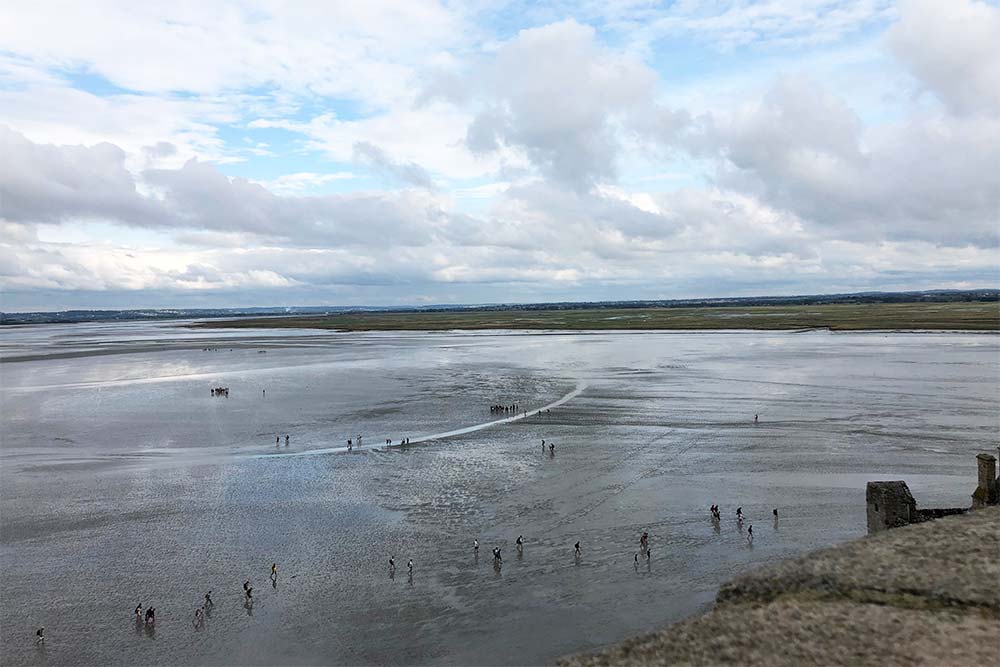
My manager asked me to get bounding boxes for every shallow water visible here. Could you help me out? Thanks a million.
[1,324,997,665]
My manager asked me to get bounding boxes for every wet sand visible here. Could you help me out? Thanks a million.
[1,323,997,665]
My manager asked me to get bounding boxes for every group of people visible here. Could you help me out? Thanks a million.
[387,557,414,579]
[134,604,156,626]
[210,387,229,397]
[469,534,524,571]
[44,502,776,646]
[79,399,778,650]
[125,563,279,639]
[635,532,652,568]
[276,435,289,446]
[710,505,777,543]
[343,435,412,450]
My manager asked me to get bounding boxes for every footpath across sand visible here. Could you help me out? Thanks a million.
[561,507,1000,666]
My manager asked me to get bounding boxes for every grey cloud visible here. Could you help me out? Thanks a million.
[352,141,435,189]
[143,141,178,159]
[0,124,163,225]
[0,128,461,247]
[502,182,678,246]
[145,158,443,245]
[692,77,1000,247]
[889,0,1000,117]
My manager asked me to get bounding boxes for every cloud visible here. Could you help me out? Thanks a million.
[249,103,501,182]
[0,125,162,225]
[539,0,896,56]
[464,20,660,191]
[688,77,1000,246]
[254,171,356,196]
[0,77,238,161]
[0,2,465,99]
[3,120,997,308]
[1,4,997,309]
[889,0,1000,117]
[0,128,452,246]
[352,142,435,189]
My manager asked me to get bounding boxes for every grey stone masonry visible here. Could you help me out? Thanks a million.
[866,481,917,534]
[972,452,998,508]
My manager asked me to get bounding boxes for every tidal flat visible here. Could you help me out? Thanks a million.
[1,322,997,665]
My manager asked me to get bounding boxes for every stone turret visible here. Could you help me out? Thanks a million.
[971,452,998,509]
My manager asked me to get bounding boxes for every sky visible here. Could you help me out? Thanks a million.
[1,0,998,311]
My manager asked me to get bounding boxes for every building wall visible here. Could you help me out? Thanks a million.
[866,481,916,534]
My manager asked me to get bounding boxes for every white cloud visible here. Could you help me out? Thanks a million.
[601,0,896,52]
[464,19,660,190]
[687,76,1000,245]
[254,172,356,196]
[1,2,997,309]
[0,1,465,100]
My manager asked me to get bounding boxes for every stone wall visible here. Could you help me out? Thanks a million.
[972,452,998,508]
[867,452,997,534]
[866,481,916,533]
[916,507,968,521]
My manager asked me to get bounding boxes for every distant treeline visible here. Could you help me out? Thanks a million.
[2,289,997,325]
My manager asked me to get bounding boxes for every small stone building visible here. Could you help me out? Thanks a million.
[866,481,917,533]
[867,451,999,534]
[971,452,998,508]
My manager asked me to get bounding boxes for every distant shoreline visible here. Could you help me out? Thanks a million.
[4,289,997,326]
[192,302,1000,332]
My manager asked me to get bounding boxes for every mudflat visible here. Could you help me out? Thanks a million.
[561,507,1000,666]
[1,322,997,665]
